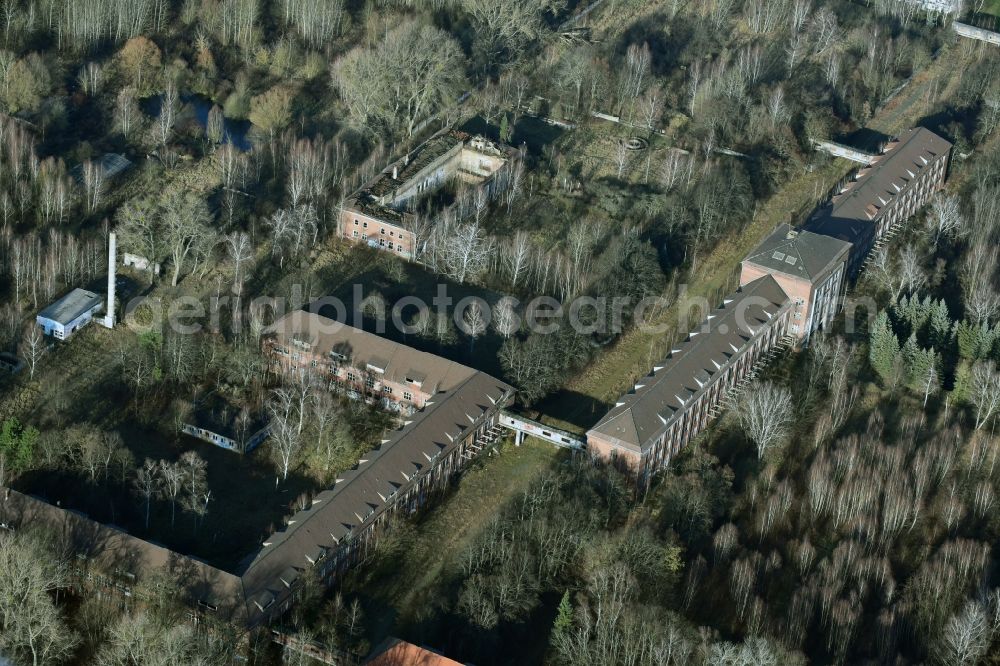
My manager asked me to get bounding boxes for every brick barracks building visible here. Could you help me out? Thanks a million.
[805,127,951,276]
[1,311,513,630]
[587,275,794,484]
[740,224,850,344]
[338,128,517,260]
[587,127,952,482]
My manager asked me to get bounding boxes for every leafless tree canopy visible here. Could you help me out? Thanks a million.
[738,381,794,459]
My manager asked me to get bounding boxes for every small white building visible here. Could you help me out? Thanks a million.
[36,289,103,340]
[122,252,161,275]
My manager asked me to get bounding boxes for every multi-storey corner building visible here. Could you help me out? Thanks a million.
[805,127,951,276]
[740,224,851,344]
[588,127,952,485]
[338,128,517,259]
[586,275,793,484]
[2,311,513,629]
[264,310,477,414]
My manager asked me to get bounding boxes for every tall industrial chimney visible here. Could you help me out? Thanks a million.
[103,232,116,328]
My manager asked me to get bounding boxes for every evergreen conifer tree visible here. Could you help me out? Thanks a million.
[870,311,901,383]
[928,299,952,350]
[919,348,940,407]
[903,335,927,390]
[550,590,574,648]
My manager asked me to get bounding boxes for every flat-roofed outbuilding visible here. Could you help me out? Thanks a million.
[36,288,104,339]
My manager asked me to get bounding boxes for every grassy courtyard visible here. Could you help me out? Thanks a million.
[342,438,564,648]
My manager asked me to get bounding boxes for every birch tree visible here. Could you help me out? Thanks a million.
[20,323,44,379]
[158,460,184,527]
[133,458,158,530]
[225,231,253,295]
[970,361,1000,430]
[179,450,209,528]
[438,220,492,285]
[936,600,992,666]
[82,159,105,213]
[268,389,302,481]
[502,231,531,288]
[156,79,177,146]
[738,381,794,459]
[494,296,519,338]
[462,300,488,353]
[926,194,964,250]
[0,532,78,666]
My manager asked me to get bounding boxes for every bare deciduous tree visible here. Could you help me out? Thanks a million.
[20,324,44,379]
[133,458,158,530]
[493,296,519,338]
[926,194,964,249]
[436,219,492,285]
[158,460,185,527]
[738,381,794,459]
[81,159,105,213]
[115,86,139,140]
[0,532,78,665]
[462,300,488,352]
[225,231,253,295]
[162,190,214,286]
[969,361,1000,430]
[269,388,303,481]
[936,600,992,666]
[156,78,178,146]
[614,138,630,179]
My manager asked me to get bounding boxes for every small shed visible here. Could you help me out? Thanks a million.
[36,288,104,340]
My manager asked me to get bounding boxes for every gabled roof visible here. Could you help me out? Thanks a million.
[241,311,512,623]
[366,638,465,666]
[267,310,478,394]
[4,313,513,630]
[237,370,510,622]
[805,128,952,244]
[0,487,247,622]
[743,223,851,282]
[37,288,103,325]
[587,275,791,451]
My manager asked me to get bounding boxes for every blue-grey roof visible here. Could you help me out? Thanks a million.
[37,288,102,325]
[743,224,851,281]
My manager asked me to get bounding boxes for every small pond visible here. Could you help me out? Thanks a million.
[144,93,252,151]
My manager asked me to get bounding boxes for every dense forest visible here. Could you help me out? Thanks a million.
[0,0,999,664]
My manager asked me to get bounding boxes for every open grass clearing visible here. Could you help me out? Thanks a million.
[343,438,564,640]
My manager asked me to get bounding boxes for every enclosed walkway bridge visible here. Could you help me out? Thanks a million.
[499,412,586,450]
[813,140,878,164]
